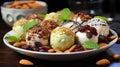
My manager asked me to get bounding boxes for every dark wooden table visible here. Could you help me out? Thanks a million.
[0,17,120,67]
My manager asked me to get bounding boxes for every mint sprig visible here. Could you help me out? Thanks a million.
[82,40,99,49]
[58,8,71,22]
[37,14,46,18]
[94,16,108,22]
[5,36,20,42]
[23,20,38,31]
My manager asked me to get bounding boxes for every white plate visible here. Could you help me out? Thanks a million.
[3,29,118,61]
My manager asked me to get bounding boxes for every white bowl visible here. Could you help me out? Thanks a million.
[1,1,47,26]
[3,29,118,61]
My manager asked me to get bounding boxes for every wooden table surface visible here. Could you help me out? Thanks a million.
[0,18,120,67]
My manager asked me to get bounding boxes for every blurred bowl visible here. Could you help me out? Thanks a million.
[1,1,47,26]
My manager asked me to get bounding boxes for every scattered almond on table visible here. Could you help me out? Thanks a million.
[112,54,120,60]
[96,59,110,65]
[19,59,34,65]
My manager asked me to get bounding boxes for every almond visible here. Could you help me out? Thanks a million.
[55,50,63,53]
[48,49,55,53]
[112,54,120,60]
[96,59,110,65]
[20,41,27,45]
[109,35,117,40]
[19,59,34,65]
[13,42,22,47]
[98,43,107,48]
[13,42,26,47]
[64,45,76,53]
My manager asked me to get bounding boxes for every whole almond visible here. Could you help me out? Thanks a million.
[48,49,55,53]
[13,42,25,47]
[19,59,34,65]
[96,59,110,65]
[98,43,107,48]
[112,54,120,60]
[109,35,117,40]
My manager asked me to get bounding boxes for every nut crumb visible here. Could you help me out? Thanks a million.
[19,59,34,65]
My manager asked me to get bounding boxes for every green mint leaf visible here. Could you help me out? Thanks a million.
[94,16,108,22]
[5,36,20,42]
[82,40,99,49]
[37,14,46,18]
[58,8,71,22]
[23,20,38,31]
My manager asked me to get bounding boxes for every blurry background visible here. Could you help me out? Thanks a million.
[0,0,120,26]
[0,0,119,14]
